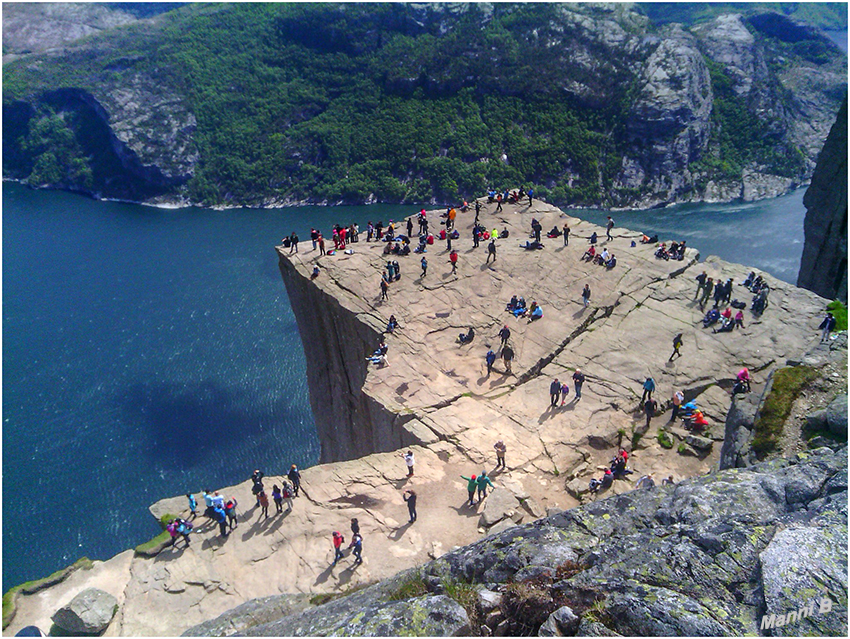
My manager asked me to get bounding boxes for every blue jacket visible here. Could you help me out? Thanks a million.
[643,378,656,392]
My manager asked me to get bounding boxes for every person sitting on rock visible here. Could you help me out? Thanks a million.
[703,308,721,328]
[511,297,528,317]
[737,368,752,392]
[458,326,475,344]
[547,226,562,238]
[600,468,614,489]
[605,253,617,269]
[686,410,708,431]
[581,245,596,262]
[589,232,598,245]
[713,316,734,334]
[655,244,670,260]
[527,302,543,322]
[506,295,519,311]
[386,315,399,333]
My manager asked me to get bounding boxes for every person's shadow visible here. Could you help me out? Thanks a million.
[388,521,413,541]
[314,562,334,586]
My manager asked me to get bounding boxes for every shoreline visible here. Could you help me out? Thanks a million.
[2,176,808,214]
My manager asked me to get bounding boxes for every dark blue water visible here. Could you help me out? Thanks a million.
[2,182,807,587]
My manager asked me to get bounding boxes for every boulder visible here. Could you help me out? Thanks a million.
[566,478,591,499]
[486,518,518,537]
[480,488,519,528]
[477,589,502,614]
[537,606,580,636]
[805,409,828,430]
[685,434,713,451]
[52,588,118,635]
[826,395,848,436]
[575,618,621,636]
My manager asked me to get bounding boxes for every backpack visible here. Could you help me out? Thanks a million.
[282,486,292,499]
[731,299,746,309]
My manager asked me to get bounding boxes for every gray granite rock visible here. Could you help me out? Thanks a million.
[538,605,579,636]
[826,394,848,436]
[52,588,118,635]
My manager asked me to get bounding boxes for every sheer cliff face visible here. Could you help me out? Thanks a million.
[278,254,418,463]
[798,97,848,302]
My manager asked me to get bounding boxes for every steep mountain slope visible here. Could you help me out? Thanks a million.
[2,3,846,208]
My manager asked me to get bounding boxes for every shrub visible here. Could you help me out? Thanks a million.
[442,578,481,628]
[827,300,847,331]
[677,443,688,455]
[752,366,820,457]
[387,571,428,601]
[657,430,674,449]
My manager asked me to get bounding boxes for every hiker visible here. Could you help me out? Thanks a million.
[331,531,345,566]
[582,284,591,308]
[549,378,561,406]
[581,245,596,262]
[258,490,270,519]
[494,440,507,468]
[641,377,655,405]
[175,518,193,547]
[694,271,707,299]
[670,390,684,422]
[820,312,837,342]
[635,474,656,490]
[407,218,413,238]
[498,325,511,346]
[213,503,229,537]
[662,476,675,486]
[486,239,497,263]
[203,489,216,521]
[606,216,614,241]
[349,532,363,565]
[318,234,325,255]
[563,223,570,246]
[528,187,534,205]
[573,368,585,399]
[590,232,598,245]
[289,232,299,254]
[699,278,714,310]
[272,485,283,514]
[311,266,320,279]
[403,490,417,523]
[669,333,683,361]
[367,221,374,241]
[380,277,389,301]
[477,472,495,502]
[402,450,415,477]
[310,228,319,250]
[461,474,478,506]
[560,380,570,405]
[350,517,360,536]
[224,497,238,529]
[387,315,399,333]
[186,493,197,521]
[485,349,496,374]
[600,468,614,489]
[251,470,265,505]
[288,464,301,497]
[421,256,428,277]
[458,326,475,344]
[737,368,752,392]
[279,482,294,509]
[734,309,745,329]
[502,343,515,374]
[644,396,657,429]
[449,249,458,274]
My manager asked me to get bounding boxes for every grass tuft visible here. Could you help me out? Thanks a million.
[752,366,820,457]
[657,430,674,449]
[387,571,429,601]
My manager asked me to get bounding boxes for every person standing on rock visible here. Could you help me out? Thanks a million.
[694,271,707,299]
[572,368,585,399]
[669,390,684,422]
[421,256,428,278]
[699,277,714,311]
[258,490,270,519]
[669,333,683,361]
[486,349,496,375]
[563,223,570,246]
[186,493,197,521]
[289,232,299,254]
[486,238,497,264]
[819,311,837,342]
[407,217,414,238]
[549,378,561,407]
[203,489,216,521]
[560,380,570,406]
[606,216,615,241]
[461,474,478,506]
[225,497,238,530]
[318,234,326,256]
[403,490,417,523]
[331,531,345,566]
[582,284,591,308]
[641,377,656,406]
[349,532,363,565]
[272,485,283,514]
[494,440,507,468]
[449,249,459,275]
[288,464,302,497]
[502,343,514,374]
[477,472,495,502]
[498,324,511,347]
[281,482,294,512]
[213,503,229,537]
[402,450,415,477]
[644,396,657,430]
[380,277,389,301]
[350,517,360,537]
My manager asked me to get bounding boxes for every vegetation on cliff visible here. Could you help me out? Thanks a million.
[2,2,846,207]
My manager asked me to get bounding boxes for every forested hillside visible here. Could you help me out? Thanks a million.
[2,2,846,208]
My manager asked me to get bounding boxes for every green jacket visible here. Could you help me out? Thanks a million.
[477,475,495,490]
[461,475,478,492]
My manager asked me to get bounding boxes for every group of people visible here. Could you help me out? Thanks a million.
[484,325,515,375]
[654,240,687,261]
[582,244,616,268]
[547,370,586,405]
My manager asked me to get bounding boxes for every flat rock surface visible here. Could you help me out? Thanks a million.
[7,198,832,636]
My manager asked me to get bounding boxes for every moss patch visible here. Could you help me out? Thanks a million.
[657,430,674,449]
[753,366,820,457]
[3,557,94,629]
[133,513,178,557]
[827,300,847,330]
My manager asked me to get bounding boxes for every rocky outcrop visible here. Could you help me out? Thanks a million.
[208,447,848,637]
[51,587,118,635]
[798,97,848,302]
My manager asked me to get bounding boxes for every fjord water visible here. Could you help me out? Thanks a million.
[2,182,806,586]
